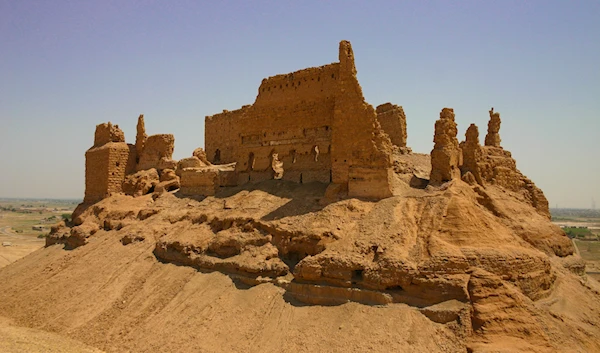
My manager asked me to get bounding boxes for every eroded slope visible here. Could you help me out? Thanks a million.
[12,177,595,352]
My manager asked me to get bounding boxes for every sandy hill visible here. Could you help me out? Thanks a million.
[1,166,599,352]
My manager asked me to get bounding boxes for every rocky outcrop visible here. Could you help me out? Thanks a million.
[456,109,551,218]
[466,269,554,352]
[430,108,462,185]
[476,146,551,218]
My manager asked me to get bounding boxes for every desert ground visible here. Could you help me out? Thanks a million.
[0,200,77,268]
[0,182,598,353]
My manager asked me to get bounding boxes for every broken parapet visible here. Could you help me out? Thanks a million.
[192,148,212,166]
[484,108,501,147]
[430,108,462,185]
[84,123,135,203]
[376,103,408,149]
[179,164,237,196]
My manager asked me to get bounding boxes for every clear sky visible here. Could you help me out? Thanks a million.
[1,1,598,208]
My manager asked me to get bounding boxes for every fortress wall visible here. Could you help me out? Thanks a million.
[205,41,394,197]
[205,65,339,184]
[205,108,247,165]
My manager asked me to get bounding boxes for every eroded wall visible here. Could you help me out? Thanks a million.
[84,123,135,203]
[205,63,340,185]
[205,41,394,198]
[376,103,407,148]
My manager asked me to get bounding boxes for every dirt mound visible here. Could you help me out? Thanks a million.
[0,171,598,352]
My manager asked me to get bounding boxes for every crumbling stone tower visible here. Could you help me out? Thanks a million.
[430,108,462,185]
[484,107,501,147]
[84,123,135,203]
[460,123,483,185]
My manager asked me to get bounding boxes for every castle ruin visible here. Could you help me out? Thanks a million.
[205,41,397,199]
[80,40,550,219]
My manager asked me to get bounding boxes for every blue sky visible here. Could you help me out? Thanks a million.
[1,1,598,208]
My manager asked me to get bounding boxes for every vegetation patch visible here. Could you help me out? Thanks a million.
[563,226,595,239]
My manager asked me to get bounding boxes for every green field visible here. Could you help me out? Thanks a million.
[562,226,597,239]
[0,199,79,237]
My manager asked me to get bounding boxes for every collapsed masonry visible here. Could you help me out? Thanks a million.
[81,40,549,219]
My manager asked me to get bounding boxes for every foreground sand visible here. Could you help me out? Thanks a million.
[0,244,463,352]
[1,179,600,352]
[0,315,102,353]
[1,236,598,352]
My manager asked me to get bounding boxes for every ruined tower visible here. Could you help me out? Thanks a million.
[484,107,502,147]
[430,108,462,185]
[460,123,483,185]
[84,123,135,203]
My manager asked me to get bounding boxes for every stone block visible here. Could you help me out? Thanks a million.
[180,168,218,196]
[348,167,393,199]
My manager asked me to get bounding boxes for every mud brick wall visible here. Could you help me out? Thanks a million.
[137,134,175,171]
[205,41,394,198]
[84,142,133,203]
[206,64,339,185]
[376,103,407,148]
